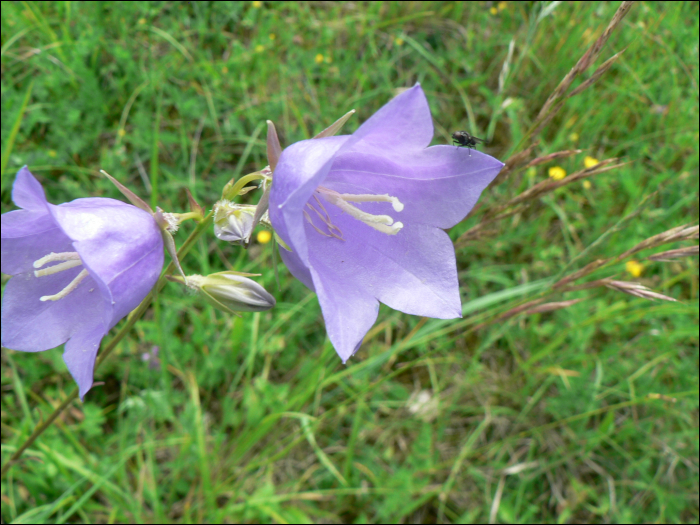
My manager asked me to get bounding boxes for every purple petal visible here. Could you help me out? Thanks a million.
[309,260,379,362]
[326,146,504,229]
[270,135,350,264]
[62,323,106,400]
[1,209,69,275]
[49,199,164,325]
[11,166,49,212]
[305,206,462,319]
[1,265,107,352]
[345,84,433,155]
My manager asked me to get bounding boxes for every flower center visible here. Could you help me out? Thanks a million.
[33,252,90,302]
[304,186,404,240]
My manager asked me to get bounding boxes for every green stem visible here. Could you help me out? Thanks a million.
[1,210,214,478]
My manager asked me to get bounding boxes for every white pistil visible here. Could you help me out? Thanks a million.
[40,269,89,302]
[33,251,89,302]
[318,188,404,236]
[337,193,404,212]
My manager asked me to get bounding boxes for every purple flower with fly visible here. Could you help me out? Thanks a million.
[1,167,164,399]
[269,84,504,362]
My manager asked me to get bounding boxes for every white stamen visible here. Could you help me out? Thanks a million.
[320,191,403,235]
[40,269,89,302]
[34,259,83,277]
[33,252,81,268]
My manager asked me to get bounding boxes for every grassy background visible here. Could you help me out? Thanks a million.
[1,1,698,523]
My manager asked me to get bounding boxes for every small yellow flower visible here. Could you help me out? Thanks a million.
[118,128,126,138]
[255,44,264,53]
[48,150,57,158]
[252,1,262,8]
[138,18,147,25]
[584,156,599,168]
[221,66,229,74]
[498,1,508,10]
[569,132,579,142]
[257,230,272,244]
[394,37,404,46]
[526,167,537,178]
[582,180,592,189]
[315,53,324,64]
[625,260,644,278]
[548,166,566,180]
[489,6,498,15]
[269,33,276,40]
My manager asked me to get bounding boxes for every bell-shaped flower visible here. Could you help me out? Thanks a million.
[1,167,164,399]
[269,84,504,362]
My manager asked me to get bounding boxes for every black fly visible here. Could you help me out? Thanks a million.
[452,131,487,156]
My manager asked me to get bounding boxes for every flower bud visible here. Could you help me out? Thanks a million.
[174,272,276,314]
[213,201,257,244]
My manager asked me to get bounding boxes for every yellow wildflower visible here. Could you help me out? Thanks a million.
[498,1,508,10]
[490,6,498,15]
[255,44,264,53]
[625,260,644,278]
[582,180,592,189]
[584,156,599,168]
[257,230,272,244]
[315,53,324,64]
[569,132,579,142]
[252,1,262,8]
[394,37,404,46]
[548,166,566,180]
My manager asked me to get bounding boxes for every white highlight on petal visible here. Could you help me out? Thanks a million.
[40,269,89,302]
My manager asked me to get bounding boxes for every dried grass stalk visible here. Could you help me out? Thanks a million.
[488,158,624,218]
[524,150,583,169]
[605,280,677,302]
[647,246,699,261]
[456,206,527,246]
[553,259,608,289]
[535,1,635,122]
[617,225,699,260]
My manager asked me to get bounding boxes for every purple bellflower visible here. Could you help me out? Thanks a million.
[269,84,504,362]
[1,167,164,399]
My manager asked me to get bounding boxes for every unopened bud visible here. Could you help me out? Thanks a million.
[172,272,276,314]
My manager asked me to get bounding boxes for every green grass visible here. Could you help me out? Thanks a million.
[1,1,698,523]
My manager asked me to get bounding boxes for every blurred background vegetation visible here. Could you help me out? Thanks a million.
[1,1,698,523]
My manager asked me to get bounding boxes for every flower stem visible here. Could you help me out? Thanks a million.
[1,210,215,478]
